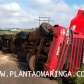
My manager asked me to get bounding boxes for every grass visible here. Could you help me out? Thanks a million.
[68,64,84,84]
[75,64,84,84]
[0,29,34,35]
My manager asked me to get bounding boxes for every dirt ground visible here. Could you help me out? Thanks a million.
[0,51,59,84]
[0,76,59,84]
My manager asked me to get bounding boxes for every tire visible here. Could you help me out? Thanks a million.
[27,54,36,71]
[39,23,52,37]
[35,54,48,71]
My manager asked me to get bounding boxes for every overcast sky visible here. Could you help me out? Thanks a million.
[0,0,84,29]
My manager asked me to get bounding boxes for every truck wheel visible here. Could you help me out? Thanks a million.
[27,54,36,71]
[39,23,52,37]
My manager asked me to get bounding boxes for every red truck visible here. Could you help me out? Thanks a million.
[44,9,84,75]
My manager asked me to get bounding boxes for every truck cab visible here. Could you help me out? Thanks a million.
[44,10,84,75]
[70,9,84,34]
